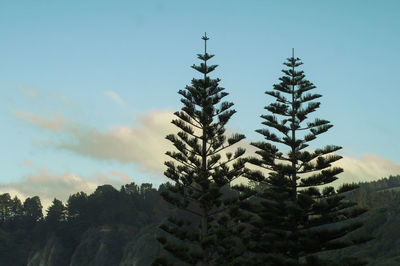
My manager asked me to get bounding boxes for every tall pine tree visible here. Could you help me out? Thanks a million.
[153,34,246,266]
[241,50,369,265]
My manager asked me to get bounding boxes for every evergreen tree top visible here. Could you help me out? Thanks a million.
[192,33,217,75]
[202,32,209,41]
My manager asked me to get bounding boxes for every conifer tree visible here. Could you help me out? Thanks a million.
[46,198,67,226]
[23,196,43,223]
[241,50,369,265]
[153,34,246,266]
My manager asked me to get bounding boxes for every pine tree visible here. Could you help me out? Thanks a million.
[23,196,43,223]
[153,33,246,266]
[0,193,12,224]
[46,198,67,226]
[242,50,369,265]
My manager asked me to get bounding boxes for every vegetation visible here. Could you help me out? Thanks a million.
[0,176,400,265]
[154,33,246,266]
[239,52,369,265]
[0,182,167,266]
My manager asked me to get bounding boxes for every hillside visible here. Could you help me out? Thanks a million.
[1,176,400,265]
[322,176,400,265]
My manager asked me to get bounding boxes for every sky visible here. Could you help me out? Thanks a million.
[1,0,400,209]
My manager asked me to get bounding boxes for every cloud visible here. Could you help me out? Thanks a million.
[19,87,37,98]
[4,153,396,217]
[0,162,131,212]
[334,154,400,185]
[8,152,397,213]
[13,110,67,132]
[13,109,400,186]
[109,171,131,184]
[13,109,176,174]
[104,90,126,107]
[59,110,176,174]
[23,158,34,167]
[238,146,400,187]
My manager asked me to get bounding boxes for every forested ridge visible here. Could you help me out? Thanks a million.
[0,176,400,265]
[0,182,170,265]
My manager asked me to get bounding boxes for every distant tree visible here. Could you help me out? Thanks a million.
[0,194,24,230]
[387,175,400,188]
[10,196,23,219]
[46,198,67,226]
[23,196,43,223]
[154,34,246,266]
[0,193,12,223]
[89,185,120,224]
[242,51,369,265]
[67,192,89,220]
[121,182,140,196]
[140,183,153,199]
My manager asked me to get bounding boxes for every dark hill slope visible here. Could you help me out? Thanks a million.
[2,177,400,265]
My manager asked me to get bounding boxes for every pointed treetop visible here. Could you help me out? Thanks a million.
[202,32,209,55]
[202,32,209,41]
[284,48,302,68]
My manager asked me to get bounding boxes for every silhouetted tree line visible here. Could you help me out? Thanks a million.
[1,175,400,265]
[0,194,42,228]
[0,182,170,265]
[0,183,165,229]
[349,175,400,211]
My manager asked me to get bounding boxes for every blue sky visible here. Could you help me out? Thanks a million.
[1,0,400,207]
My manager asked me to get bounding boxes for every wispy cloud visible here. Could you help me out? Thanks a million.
[19,86,37,98]
[23,158,34,167]
[104,90,126,107]
[13,110,67,132]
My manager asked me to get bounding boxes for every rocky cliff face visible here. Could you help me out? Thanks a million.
[28,234,69,266]
[120,224,162,266]
[27,224,161,266]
